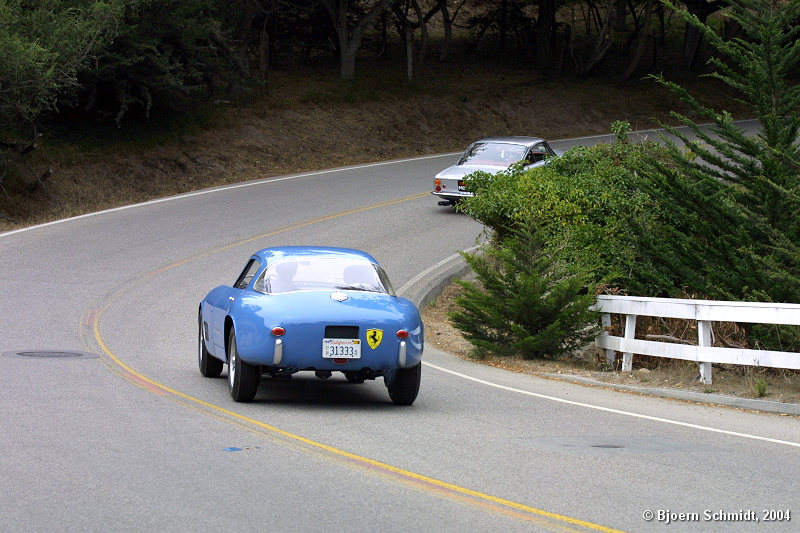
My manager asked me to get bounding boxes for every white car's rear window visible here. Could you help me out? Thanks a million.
[459,142,526,165]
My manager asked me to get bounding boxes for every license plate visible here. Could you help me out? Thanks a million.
[458,180,466,192]
[322,338,361,359]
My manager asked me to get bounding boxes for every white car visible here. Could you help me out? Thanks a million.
[432,136,557,206]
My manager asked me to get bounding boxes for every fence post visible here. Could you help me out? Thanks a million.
[698,320,712,384]
[621,314,636,372]
[601,313,615,367]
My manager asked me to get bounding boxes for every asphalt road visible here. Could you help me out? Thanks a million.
[2,122,799,533]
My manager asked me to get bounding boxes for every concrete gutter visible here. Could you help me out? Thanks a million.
[542,373,800,416]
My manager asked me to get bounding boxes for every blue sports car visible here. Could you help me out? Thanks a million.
[198,246,424,404]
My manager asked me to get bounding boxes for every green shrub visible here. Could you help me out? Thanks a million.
[459,136,800,305]
[0,0,122,125]
[67,0,243,125]
[459,140,678,296]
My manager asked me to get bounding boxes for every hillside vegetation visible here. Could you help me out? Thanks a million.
[0,59,747,231]
[0,0,759,229]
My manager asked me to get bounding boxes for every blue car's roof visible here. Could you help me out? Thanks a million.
[252,246,379,265]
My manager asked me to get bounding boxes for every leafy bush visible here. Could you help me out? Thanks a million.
[450,140,679,358]
[460,141,677,296]
[0,0,122,126]
[66,0,244,125]
[459,137,800,304]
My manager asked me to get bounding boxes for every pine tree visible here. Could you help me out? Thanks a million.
[449,223,599,359]
[648,0,800,306]
[653,0,800,238]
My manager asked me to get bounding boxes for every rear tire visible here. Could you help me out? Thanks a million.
[386,363,421,405]
[228,328,260,402]
[198,312,223,378]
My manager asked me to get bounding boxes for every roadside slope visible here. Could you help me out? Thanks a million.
[1,69,748,230]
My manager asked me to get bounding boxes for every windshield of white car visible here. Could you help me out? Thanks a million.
[458,142,526,166]
[254,258,394,295]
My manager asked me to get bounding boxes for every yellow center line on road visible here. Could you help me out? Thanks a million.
[84,193,624,533]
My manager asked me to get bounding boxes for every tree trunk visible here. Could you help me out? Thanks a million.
[438,0,452,61]
[321,0,393,80]
[406,26,414,82]
[613,0,627,31]
[683,22,704,69]
[619,0,654,81]
[238,0,260,72]
[258,28,269,94]
[680,0,724,69]
[578,0,615,75]
[340,43,358,80]
[499,0,508,50]
[535,0,557,71]
[410,0,428,75]
[377,12,388,57]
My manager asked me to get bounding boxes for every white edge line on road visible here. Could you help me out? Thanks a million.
[0,151,462,239]
[424,361,800,448]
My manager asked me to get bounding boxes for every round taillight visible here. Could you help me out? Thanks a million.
[271,326,285,336]
[435,185,442,192]
[396,329,409,339]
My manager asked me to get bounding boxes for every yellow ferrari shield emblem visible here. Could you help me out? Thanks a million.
[366,329,383,349]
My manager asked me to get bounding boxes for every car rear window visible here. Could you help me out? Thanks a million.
[459,142,526,165]
[254,258,394,295]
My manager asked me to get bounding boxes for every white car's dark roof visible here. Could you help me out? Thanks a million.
[470,136,546,147]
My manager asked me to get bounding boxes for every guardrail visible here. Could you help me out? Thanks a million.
[593,295,800,384]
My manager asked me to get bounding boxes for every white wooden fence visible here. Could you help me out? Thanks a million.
[593,295,800,384]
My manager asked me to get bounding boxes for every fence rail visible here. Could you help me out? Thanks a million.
[593,295,800,384]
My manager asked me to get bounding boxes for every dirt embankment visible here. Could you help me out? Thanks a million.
[1,70,744,230]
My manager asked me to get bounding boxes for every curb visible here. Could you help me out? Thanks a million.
[397,247,476,309]
[542,374,800,416]
[401,251,800,417]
